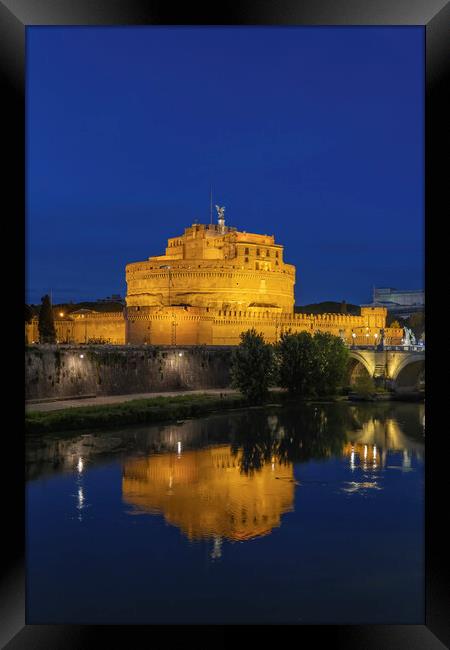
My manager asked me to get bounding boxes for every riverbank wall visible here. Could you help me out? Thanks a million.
[25,345,233,401]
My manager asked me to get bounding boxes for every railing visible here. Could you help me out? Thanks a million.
[346,344,425,352]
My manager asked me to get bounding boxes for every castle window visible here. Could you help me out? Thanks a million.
[245,257,249,263]
[256,248,260,256]
[266,249,270,256]
[275,251,279,258]
[255,262,260,270]
[245,247,249,255]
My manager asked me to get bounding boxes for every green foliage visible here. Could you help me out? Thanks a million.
[352,374,376,396]
[25,393,247,435]
[38,295,56,344]
[277,330,316,396]
[276,331,348,397]
[230,329,275,404]
[407,311,425,339]
[312,332,349,396]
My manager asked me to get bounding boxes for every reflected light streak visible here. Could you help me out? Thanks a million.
[78,487,84,509]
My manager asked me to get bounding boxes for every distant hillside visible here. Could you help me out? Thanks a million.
[295,301,360,315]
[28,301,124,315]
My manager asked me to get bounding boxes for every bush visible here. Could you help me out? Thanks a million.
[230,329,275,403]
[353,374,376,396]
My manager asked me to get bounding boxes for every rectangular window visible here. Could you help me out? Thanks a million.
[245,247,249,255]
[256,248,260,256]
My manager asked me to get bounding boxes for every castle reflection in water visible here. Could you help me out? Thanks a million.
[26,403,424,549]
[122,446,295,542]
[119,403,424,544]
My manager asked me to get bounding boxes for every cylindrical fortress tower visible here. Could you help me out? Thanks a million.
[126,221,295,312]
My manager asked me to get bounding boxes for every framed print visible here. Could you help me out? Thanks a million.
[2,0,449,647]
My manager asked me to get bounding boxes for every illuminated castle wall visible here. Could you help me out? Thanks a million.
[26,214,403,346]
[126,222,295,312]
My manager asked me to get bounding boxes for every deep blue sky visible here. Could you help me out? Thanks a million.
[26,26,424,306]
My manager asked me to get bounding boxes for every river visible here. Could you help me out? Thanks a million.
[26,401,425,624]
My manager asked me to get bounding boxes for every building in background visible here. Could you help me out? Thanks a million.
[371,287,424,319]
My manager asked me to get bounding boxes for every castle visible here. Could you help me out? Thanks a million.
[26,210,402,346]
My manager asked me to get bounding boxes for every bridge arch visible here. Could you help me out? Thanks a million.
[347,351,373,386]
[393,357,425,391]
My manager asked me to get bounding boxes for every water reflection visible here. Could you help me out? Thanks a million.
[122,446,295,541]
[26,402,424,538]
[26,402,425,624]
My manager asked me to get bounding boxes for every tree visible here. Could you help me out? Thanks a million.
[276,331,316,396]
[407,311,425,339]
[38,295,56,343]
[312,332,349,396]
[277,330,349,397]
[230,329,275,403]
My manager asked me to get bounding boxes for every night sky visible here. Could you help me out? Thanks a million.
[26,26,424,306]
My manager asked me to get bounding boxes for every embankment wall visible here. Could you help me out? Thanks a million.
[25,345,232,400]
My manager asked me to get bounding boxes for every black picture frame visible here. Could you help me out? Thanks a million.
[3,1,448,647]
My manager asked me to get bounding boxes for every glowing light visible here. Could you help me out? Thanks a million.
[78,487,84,509]
[350,450,356,471]
[59,312,64,317]
[352,332,356,338]
[178,352,183,357]
[374,333,378,339]
[79,354,84,359]
[211,535,222,560]
[177,441,182,455]
[364,445,368,459]
[77,457,84,473]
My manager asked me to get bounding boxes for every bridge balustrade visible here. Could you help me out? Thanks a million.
[345,344,425,352]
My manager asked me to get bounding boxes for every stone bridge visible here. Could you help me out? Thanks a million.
[347,346,425,393]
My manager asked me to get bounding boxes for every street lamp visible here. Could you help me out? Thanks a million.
[352,332,356,347]
[374,332,378,349]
